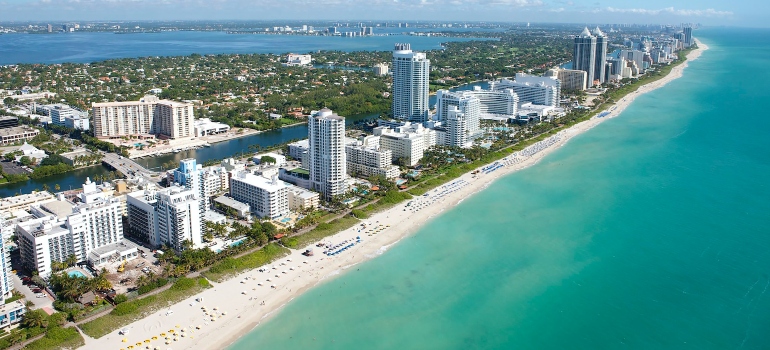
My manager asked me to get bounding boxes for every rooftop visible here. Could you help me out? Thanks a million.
[90,239,139,256]
[214,196,250,211]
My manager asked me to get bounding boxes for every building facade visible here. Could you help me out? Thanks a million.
[546,68,588,91]
[374,123,436,166]
[573,27,596,87]
[490,73,561,107]
[345,140,400,179]
[392,43,430,122]
[308,109,347,200]
[92,95,194,139]
[593,27,609,84]
[126,186,204,251]
[230,171,289,220]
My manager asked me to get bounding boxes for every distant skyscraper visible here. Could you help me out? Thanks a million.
[573,27,597,87]
[683,26,693,47]
[593,27,608,84]
[308,109,347,201]
[391,43,430,123]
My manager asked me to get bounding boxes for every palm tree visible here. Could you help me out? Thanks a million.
[21,309,49,328]
[54,184,61,191]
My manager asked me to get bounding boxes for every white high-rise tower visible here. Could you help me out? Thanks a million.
[308,109,347,201]
[392,43,430,123]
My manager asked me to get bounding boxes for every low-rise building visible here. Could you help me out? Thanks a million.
[214,196,251,219]
[0,126,40,145]
[87,240,139,267]
[287,185,320,211]
[0,300,25,330]
[15,142,48,163]
[285,54,312,66]
[194,118,230,137]
[279,167,311,189]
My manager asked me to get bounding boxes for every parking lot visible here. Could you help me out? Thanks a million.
[11,273,53,310]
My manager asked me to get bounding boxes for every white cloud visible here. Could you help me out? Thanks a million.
[605,6,733,17]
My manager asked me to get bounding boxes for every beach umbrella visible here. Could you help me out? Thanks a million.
[181,333,186,337]
[221,311,227,315]
[211,318,217,322]
[180,328,185,332]
[122,338,128,342]
[152,336,158,340]
[196,325,202,329]
[144,339,151,343]
[168,329,175,333]
[165,341,170,345]
[213,306,218,310]
[128,346,134,349]
[136,342,143,346]
[175,325,180,328]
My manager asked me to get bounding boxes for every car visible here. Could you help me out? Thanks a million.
[36,293,46,298]
[32,288,42,293]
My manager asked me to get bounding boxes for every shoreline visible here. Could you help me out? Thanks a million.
[82,40,707,350]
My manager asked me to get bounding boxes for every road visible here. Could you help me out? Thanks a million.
[101,152,161,183]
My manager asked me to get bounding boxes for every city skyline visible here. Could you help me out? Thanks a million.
[0,0,752,27]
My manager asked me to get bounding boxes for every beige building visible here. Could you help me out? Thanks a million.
[91,95,194,140]
[287,186,320,211]
[346,137,400,179]
[546,68,588,91]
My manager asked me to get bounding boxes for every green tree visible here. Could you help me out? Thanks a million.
[19,156,32,166]
[21,309,49,328]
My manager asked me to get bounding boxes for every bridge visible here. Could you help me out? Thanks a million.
[102,153,160,179]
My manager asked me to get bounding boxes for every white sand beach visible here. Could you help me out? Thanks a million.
[83,40,707,350]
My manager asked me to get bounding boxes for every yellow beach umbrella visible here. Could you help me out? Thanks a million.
[160,333,166,337]
[136,342,143,346]
[151,336,158,340]
[144,339,150,343]
[127,346,134,350]
[168,329,175,333]
[175,325,180,328]
[122,338,128,343]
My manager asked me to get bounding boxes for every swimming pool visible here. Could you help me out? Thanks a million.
[280,217,292,223]
[68,270,86,278]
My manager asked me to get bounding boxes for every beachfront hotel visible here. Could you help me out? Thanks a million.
[374,122,437,166]
[392,43,430,123]
[16,179,127,278]
[490,73,561,107]
[593,27,609,84]
[126,186,204,252]
[91,95,194,140]
[308,109,347,200]
[345,136,401,179]
[230,171,290,220]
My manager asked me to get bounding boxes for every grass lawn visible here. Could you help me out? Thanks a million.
[24,326,85,350]
[295,216,360,249]
[202,243,290,282]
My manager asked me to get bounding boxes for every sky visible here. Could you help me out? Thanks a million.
[0,0,758,27]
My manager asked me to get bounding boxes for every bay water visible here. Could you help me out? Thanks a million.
[229,28,770,349]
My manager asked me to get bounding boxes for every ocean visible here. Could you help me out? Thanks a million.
[229,28,770,349]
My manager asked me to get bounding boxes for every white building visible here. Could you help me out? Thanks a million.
[308,109,347,200]
[374,122,436,166]
[346,137,400,179]
[126,186,203,251]
[286,54,312,66]
[254,152,287,167]
[44,104,86,127]
[446,106,472,148]
[17,179,125,277]
[373,63,389,76]
[287,139,310,168]
[434,90,482,140]
[15,142,48,163]
[0,217,15,304]
[230,171,289,220]
[392,43,430,122]
[64,114,89,130]
[92,95,194,140]
[490,73,561,107]
[194,118,230,137]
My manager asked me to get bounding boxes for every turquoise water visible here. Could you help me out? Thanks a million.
[67,270,86,278]
[230,28,770,349]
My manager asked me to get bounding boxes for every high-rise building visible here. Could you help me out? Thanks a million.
[593,27,608,84]
[92,95,194,139]
[17,179,125,277]
[392,43,430,122]
[126,186,203,251]
[230,171,289,220]
[308,109,347,200]
[373,63,389,76]
[683,26,693,47]
[434,92,481,142]
[0,217,14,303]
[446,106,472,148]
[573,27,597,87]
[490,73,561,107]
